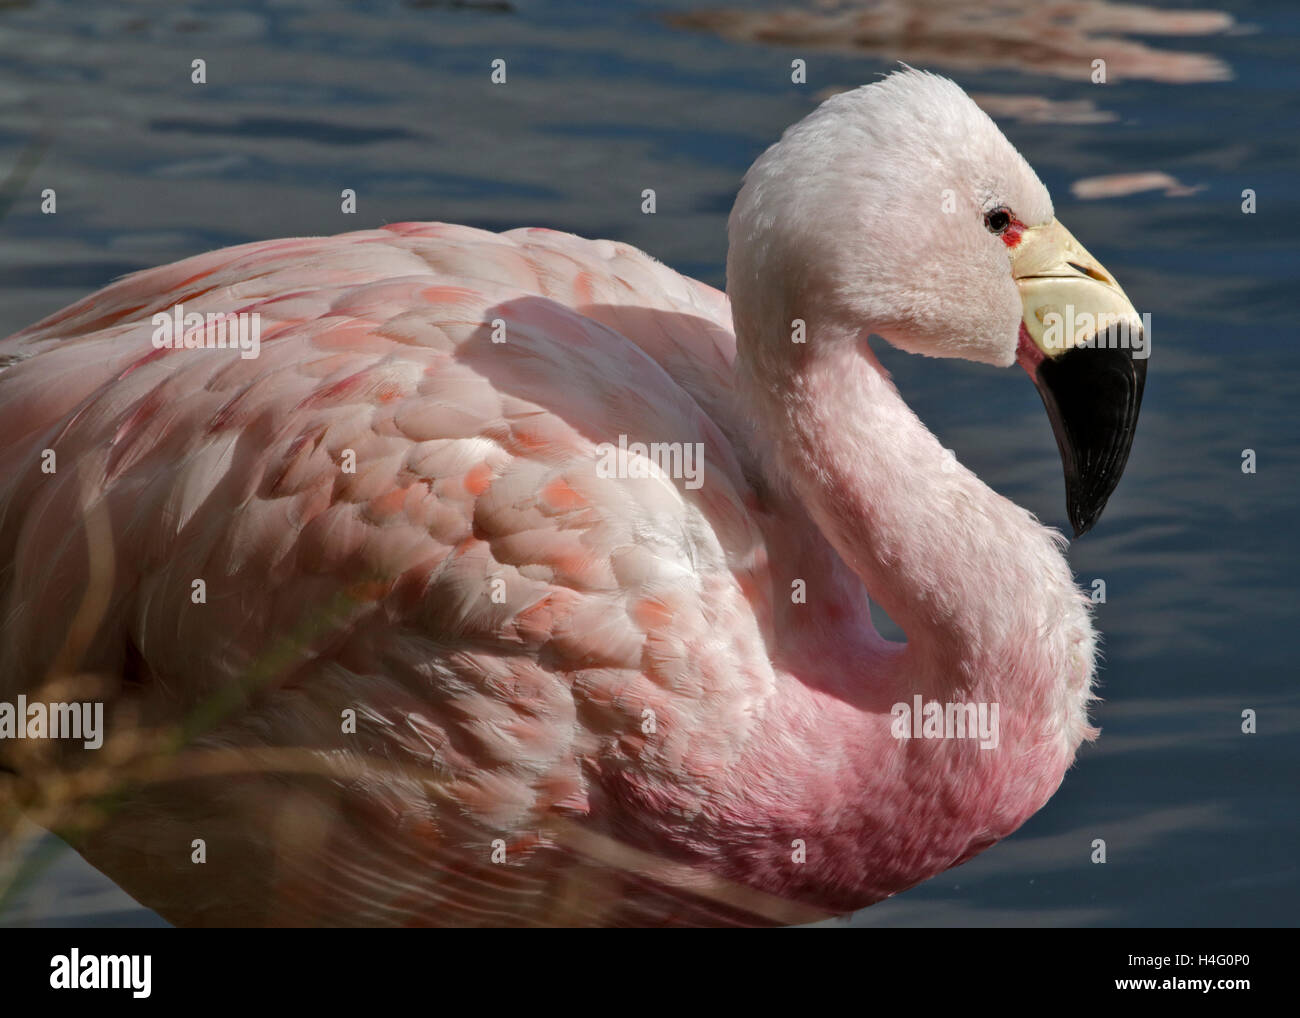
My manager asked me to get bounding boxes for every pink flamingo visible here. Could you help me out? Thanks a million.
[0,70,1145,926]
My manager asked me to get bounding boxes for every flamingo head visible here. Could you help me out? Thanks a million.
[728,68,1146,535]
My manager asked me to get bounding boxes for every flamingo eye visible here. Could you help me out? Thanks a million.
[984,208,1012,234]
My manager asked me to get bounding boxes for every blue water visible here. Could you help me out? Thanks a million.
[0,0,1296,927]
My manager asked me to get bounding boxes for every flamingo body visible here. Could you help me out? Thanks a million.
[0,72,1127,926]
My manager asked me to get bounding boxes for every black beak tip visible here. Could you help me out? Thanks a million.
[1068,503,1102,539]
[1034,325,1147,540]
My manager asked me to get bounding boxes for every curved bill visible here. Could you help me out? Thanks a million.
[1013,219,1147,537]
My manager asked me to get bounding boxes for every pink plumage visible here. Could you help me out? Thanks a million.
[0,71,1144,926]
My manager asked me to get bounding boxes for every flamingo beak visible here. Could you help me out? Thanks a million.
[1012,219,1147,537]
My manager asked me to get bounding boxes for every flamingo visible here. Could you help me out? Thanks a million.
[0,69,1145,926]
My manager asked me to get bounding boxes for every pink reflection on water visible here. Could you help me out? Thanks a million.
[671,0,1235,84]
[1071,172,1206,199]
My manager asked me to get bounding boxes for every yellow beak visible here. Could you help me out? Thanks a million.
[1013,218,1144,359]
[1010,219,1148,536]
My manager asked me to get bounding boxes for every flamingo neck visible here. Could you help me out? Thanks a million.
[757,326,1072,692]
[710,320,1097,912]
